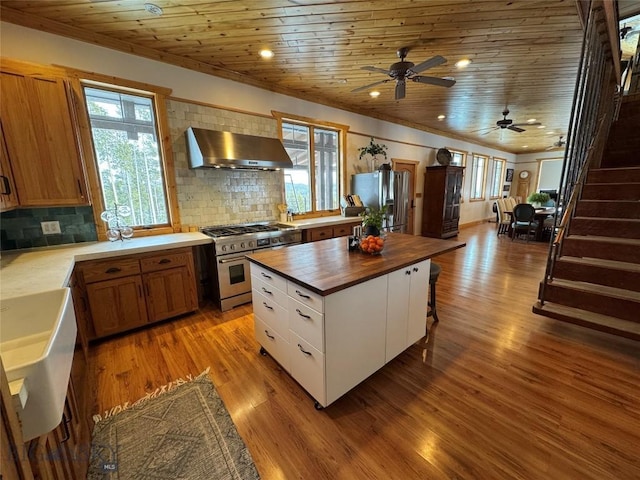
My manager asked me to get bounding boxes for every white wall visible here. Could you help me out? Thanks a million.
[1,22,530,231]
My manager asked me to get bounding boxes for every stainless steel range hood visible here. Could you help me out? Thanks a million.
[186,127,293,170]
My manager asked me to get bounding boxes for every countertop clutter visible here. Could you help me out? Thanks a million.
[0,232,212,301]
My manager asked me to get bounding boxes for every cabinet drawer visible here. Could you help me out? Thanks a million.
[287,282,324,313]
[253,289,289,339]
[255,317,290,372]
[80,257,140,283]
[308,226,333,242]
[140,249,191,273]
[251,274,287,308]
[288,297,324,352]
[289,331,325,406]
[332,225,352,237]
[250,263,287,292]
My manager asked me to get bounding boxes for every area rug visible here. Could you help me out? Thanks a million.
[88,369,260,479]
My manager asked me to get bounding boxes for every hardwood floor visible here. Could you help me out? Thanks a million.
[90,223,640,480]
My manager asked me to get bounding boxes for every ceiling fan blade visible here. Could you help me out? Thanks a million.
[507,125,525,133]
[361,66,391,75]
[512,122,541,127]
[351,79,390,93]
[395,80,406,100]
[410,55,446,74]
[412,76,456,88]
[481,127,500,136]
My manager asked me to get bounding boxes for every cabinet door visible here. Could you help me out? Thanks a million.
[386,267,412,362]
[407,259,430,345]
[0,126,19,212]
[144,266,198,323]
[86,276,148,338]
[0,72,87,206]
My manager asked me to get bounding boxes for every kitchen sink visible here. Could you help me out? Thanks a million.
[0,288,77,441]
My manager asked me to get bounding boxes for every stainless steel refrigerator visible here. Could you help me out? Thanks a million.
[351,170,410,233]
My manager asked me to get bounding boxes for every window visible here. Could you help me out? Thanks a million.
[488,157,505,199]
[448,148,466,167]
[469,153,488,200]
[278,116,346,215]
[83,86,169,228]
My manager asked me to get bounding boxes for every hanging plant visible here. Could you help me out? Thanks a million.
[358,137,388,160]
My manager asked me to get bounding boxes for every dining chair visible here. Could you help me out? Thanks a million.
[495,199,510,236]
[511,203,539,242]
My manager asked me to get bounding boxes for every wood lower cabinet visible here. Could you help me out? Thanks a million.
[77,247,198,340]
[421,165,464,238]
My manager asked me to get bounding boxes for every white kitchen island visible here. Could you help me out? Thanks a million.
[247,233,465,408]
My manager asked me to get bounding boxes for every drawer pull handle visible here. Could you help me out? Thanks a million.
[413,267,419,272]
[295,289,311,299]
[60,412,70,443]
[296,308,311,320]
[105,267,122,274]
[405,270,411,275]
[263,302,274,311]
[264,330,275,340]
[261,272,272,279]
[261,287,272,295]
[0,175,11,195]
[298,344,312,356]
[159,258,171,264]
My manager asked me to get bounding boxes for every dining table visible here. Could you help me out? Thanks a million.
[504,206,556,241]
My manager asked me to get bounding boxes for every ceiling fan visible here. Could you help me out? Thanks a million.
[546,135,566,150]
[620,24,640,40]
[492,108,541,133]
[351,47,456,100]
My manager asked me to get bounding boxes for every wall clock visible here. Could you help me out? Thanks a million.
[519,170,530,179]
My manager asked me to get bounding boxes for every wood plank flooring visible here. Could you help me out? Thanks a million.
[90,223,640,480]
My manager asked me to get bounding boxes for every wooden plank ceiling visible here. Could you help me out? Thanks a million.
[0,0,590,154]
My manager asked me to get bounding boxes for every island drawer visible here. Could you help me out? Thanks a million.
[250,264,287,292]
[289,331,325,407]
[287,282,323,313]
[80,257,141,283]
[255,317,290,372]
[288,297,324,352]
[253,289,288,339]
[251,275,287,308]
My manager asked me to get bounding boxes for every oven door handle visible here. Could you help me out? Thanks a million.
[218,256,247,264]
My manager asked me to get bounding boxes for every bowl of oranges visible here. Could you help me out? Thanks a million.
[359,234,385,255]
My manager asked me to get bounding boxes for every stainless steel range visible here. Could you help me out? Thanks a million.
[201,223,302,311]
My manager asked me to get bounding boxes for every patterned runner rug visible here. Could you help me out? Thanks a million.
[88,370,260,479]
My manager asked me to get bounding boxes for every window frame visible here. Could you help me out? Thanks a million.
[488,157,506,200]
[67,71,181,239]
[272,111,349,219]
[469,153,489,201]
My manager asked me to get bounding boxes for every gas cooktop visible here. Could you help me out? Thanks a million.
[201,223,282,237]
[200,222,301,255]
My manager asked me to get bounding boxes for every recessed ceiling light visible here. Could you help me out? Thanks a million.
[144,3,163,16]
[369,91,380,98]
[455,59,471,68]
[437,114,446,120]
[527,118,537,123]
[537,125,546,129]
[522,145,529,148]
[546,131,555,135]
[259,49,274,59]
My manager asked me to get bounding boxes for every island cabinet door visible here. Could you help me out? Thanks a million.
[386,267,412,362]
[323,275,388,406]
[406,259,430,345]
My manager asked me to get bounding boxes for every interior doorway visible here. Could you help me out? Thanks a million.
[391,158,418,235]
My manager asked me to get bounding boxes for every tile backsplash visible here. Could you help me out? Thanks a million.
[1,206,97,251]
[167,99,284,227]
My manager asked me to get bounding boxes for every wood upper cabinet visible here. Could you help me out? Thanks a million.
[77,248,198,340]
[421,166,464,239]
[0,68,88,207]
[0,126,18,212]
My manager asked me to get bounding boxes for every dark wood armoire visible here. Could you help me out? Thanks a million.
[421,165,464,238]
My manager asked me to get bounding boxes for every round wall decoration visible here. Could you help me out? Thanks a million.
[436,148,452,166]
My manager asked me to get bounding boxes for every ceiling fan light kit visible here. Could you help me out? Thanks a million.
[353,47,456,100]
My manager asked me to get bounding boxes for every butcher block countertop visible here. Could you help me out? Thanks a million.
[247,233,465,296]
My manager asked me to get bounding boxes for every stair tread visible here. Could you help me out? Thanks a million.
[557,256,640,272]
[533,302,640,334]
[566,235,640,245]
[549,278,640,300]
[573,216,640,222]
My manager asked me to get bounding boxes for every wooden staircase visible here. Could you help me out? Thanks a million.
[533,166,640,340]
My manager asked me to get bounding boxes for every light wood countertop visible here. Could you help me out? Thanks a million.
[247,233,465,296]
[0,233,212,301]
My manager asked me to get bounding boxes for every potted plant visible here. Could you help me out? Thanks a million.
[360,207,385,236]
[358,137,388,171]
[527,192,551,208]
